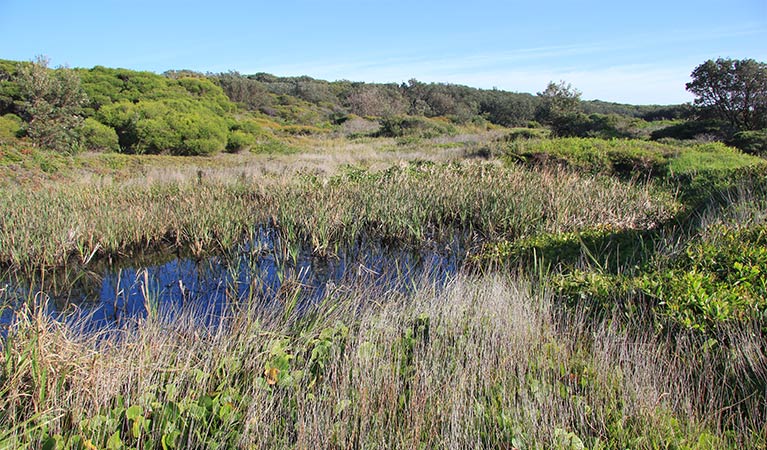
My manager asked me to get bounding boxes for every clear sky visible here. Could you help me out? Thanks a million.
[1,0,765,104]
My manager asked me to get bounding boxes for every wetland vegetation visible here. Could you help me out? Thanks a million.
[0,57,766,449]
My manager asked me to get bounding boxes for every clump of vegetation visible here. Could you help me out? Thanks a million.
[730,129,767,156]
[375,115,457,138]
[1,274,764,448]
[0,113,22,142]
[80,117,119,152]
[505,137,764,179]
[14,57,87,153]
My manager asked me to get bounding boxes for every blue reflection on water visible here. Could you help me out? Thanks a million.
[1,234,464,333]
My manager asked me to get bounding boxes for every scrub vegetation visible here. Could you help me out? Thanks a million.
[1,57,766,449]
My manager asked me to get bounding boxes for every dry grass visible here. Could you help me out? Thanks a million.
[1,274,763,448]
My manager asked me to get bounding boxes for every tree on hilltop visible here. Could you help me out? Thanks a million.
[686,58,767,132]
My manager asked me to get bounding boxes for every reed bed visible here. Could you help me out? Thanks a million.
[1,273,763,449]
[0,162,679,269]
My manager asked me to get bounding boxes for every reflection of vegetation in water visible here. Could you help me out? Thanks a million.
[1,234,463,329]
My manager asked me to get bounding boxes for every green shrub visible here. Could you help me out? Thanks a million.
[730,129,767,156]
[251,138,298,154]
[549,113,641,139]
[501,127,550,141]
[81,117,119,152]
[505,138,671,177]
[639,225,767,332]
[376,115,456,138]
[506,138,763,180]
[667,142,764,176]
[98,100,228,155]
[226,130,256,152]
[650,120,724,141]
[0,113,21,141]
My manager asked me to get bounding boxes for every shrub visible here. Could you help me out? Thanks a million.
[376,115,456,138]
[98,100,228,155]
[226,130,256,152]
[81,117,119,152]
[15,57,87,153]
[501,128,550,141]
[650,120,725,141]
[640,225,767,332]
[0,113,22,141]
[730,129,767,156]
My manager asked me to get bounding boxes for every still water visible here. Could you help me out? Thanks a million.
[1,229,465,331]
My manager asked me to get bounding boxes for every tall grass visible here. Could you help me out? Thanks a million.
[0,162,679,269]
[1,274,763,448]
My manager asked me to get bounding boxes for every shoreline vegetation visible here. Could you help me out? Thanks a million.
[1,57,767,448]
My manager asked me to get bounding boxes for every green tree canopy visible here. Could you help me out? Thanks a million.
[686,58,767,131]
[15,56,88,153]
[536,81,582,125]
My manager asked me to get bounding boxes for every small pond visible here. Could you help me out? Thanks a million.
[1,228,466,332]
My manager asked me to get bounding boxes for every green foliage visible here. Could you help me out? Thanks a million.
[0,113,22,142]
[667,142,763,176]
[97,100,228,155]
[376,115,457,138]
[78,66,174,109]
[250,138,298,154]
[536,81,581,125]
[225,129,255,152]
[581,100,690,121]
[15,56,87,153]
[730,129,767,156]
[650,119,725,141]
[74,67,241,155]
[686,58,767,131]
[506,138,763,180]
[479,226,656,274]
[500,127,551,141]
[81,117,119,152]
[478,92,536,127]
[640,225,767,332]
[551,113,639,139]
[505,138,671,178]
[0,60,22,116]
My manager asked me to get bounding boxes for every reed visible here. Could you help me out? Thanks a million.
[0,162,679,269]
[1,273,763,448]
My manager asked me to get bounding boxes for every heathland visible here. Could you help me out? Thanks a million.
[0,57,766,449]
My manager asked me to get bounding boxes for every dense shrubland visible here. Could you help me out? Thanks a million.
[0,57,703,155]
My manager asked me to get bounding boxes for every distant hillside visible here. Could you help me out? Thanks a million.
[0,58,686,155]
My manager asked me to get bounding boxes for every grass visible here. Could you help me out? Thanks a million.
[1,273,764,449]
[0,161,678,269]
[2,134,766,449]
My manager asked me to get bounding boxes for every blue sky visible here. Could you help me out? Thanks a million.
[1,0,765,104]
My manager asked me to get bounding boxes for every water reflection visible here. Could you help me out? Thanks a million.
[1,232,465,332]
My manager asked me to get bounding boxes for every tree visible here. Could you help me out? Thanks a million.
[346,84,408,117]
[15,56,88,152]
[686,58,767,131]
[536,81,581,125]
